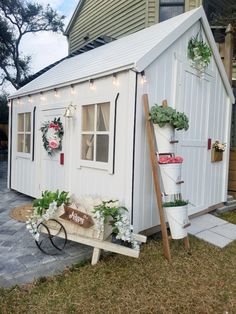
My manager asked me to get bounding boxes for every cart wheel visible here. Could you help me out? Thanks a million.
[35,219,67,255]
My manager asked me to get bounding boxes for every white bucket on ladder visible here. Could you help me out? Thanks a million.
[159,163,182,195]
[164,205,189,239]
[153,124,174,154]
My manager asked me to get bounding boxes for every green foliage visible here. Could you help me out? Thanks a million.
[33,190,70,217]
[162,200,189,207]
[0,0,65,89]
[188,35,212,66]
[93,201,128,235]
[150,105,189,130]
[0,93,8,124]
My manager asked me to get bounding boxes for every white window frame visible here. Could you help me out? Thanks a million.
[78,100,114,172]
[16,111,32,158]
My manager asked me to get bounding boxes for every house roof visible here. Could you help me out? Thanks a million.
[64,0,85,36]
[11,7,235,103]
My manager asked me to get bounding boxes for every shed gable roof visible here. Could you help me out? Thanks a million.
[11,7,234,102]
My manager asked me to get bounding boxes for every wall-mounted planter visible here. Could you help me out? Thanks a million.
[211,149,223,162]
[159,163,182,195]
[153,124,174,154]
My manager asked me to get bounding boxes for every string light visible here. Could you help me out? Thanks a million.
[40,91,45,101]
[112,73,119,86]
[28,95,32,103]
[54,88,59,97]
[89,79,96,90]
[140,71,147,84]
[70,84,76,95]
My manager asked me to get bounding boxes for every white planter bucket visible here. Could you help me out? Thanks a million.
[165,205,189,239]
[153,124,174,154]
[159,163,182,195]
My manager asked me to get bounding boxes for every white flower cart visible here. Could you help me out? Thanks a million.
[35,199,146,265]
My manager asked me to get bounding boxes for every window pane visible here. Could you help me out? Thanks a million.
[96,135,109,162]
[160,6,184,22]
[25,134,31,153]
[81,134,94,160]
[82,105,94,131]
[17,134,24,152]
[18,114,24,132]
[97,103,110,131]
[25,113,31,132]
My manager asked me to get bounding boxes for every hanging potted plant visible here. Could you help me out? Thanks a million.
[158,156,183,195]
[188,34,212,78]
[163,199,189,239]
[211,141,226,162]
[149,105,189,153]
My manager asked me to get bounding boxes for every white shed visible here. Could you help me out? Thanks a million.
[9,7,234,234]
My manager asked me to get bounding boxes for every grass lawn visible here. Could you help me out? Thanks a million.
[1,211,236,314]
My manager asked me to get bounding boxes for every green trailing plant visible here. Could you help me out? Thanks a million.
[33,190,70,216]
[26,190,70,241]
[188,35,212,74]
[150,105,189,131]
[93,200,128,235]
[163,200,189,207]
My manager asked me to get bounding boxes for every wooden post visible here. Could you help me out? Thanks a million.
[143,94,171,262]
[224,24,234,85]
[183,236,190,250]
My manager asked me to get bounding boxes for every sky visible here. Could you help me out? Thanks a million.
[7,0,78,93]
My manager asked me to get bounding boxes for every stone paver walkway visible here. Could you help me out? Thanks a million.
[187,214,236,248]
[0,161,92,288]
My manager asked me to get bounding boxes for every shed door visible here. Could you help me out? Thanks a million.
[40,108,66,193]
[174,60,213,215]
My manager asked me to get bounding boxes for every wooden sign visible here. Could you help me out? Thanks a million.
[60,205,94,228]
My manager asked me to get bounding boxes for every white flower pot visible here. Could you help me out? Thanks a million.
[164,205,189,239]
[159,163,182,195]
[153,124,174,154]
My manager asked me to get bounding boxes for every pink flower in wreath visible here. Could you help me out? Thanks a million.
[49,122,56,128]
[48,139,59,149]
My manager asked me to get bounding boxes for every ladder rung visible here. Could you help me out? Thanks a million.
[183,222,191,228]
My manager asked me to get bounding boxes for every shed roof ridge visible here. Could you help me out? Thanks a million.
[10,7,234,103]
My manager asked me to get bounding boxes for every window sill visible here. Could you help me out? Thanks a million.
[16,153,31,160]
[79,160,109,171]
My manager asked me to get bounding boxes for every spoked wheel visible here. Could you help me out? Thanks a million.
[35,219,67,255]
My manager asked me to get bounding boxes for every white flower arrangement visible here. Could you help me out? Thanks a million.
[26,201,59,241]
[188,35,212,79]
[92,199,140,250]
[212,141,226,152]
[26,190,70,241]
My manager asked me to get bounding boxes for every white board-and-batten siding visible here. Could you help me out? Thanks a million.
[10,72,136,220]
[133,21,231,233]
[9,8,233,235]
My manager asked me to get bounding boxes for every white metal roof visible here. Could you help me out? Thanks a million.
[11,7,234,102]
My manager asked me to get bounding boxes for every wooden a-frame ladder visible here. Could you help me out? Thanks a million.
[143,94,190,262]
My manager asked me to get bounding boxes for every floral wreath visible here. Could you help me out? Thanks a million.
[40,118,64,155]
